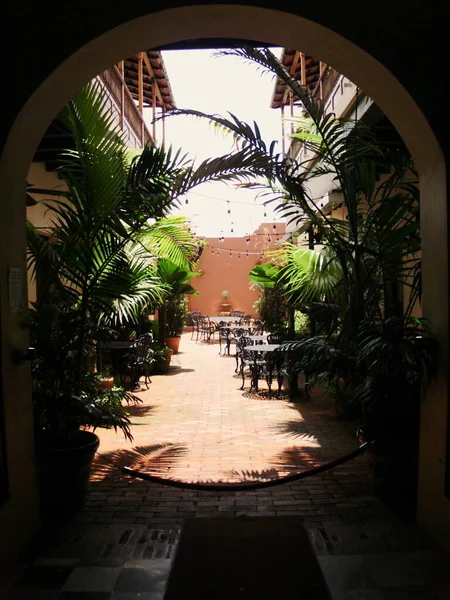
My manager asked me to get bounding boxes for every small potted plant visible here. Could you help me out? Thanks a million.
[156,258,199,353]
[95,367,115,390]
[152,343,173,372]
[165,295,189,353]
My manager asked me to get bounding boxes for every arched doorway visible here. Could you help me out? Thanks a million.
[0,5,447,561]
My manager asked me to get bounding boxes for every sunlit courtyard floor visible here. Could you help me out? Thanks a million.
[4,332,450,599]
[92,331,358,485]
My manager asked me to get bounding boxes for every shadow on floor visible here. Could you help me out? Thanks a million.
[92,442,189,480]
[126,403,156,418]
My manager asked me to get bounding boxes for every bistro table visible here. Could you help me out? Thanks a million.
[208,316,242,325]
[97,340,134,374]
[246,334,268,344]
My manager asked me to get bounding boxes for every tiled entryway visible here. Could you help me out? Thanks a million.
[2,332,450,599]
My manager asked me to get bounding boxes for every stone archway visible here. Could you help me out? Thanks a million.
[0,5,447,558]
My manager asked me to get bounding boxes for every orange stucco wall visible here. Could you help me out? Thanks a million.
[189,222,286,317]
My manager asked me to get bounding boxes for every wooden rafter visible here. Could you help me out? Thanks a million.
[142,52,164,107]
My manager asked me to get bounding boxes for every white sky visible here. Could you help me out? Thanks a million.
[144,48,284,238]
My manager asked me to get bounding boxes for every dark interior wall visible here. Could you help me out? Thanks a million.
[0,0,448,562]
[1,2,448,155]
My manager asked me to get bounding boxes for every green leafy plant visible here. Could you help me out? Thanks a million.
[167,45,435,451]
[165,295,189,337]
[29,304,137,443]
[27,82,250,446]
[155,259,199,343]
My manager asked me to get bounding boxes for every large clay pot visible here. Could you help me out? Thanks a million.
[359,433,419,514]
[165,336,181,354]
[36,430,100,517]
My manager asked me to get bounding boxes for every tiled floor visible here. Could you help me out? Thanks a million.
[2,332,450,598]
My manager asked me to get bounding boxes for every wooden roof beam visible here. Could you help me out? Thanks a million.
[142,51,165,107]
[137,52,144,114]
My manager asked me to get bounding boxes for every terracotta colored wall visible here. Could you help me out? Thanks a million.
[189,222,285,317]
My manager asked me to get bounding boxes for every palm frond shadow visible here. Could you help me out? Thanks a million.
[222,468,281,482]
[221,444,329,482]
[159,367,196,376]
[270,446,325,472]
[91,442,188,480]
[274,419,322,440]
[126,404,156,418]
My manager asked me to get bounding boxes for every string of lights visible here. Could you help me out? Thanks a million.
[209,246,266,258]
[215,223,280,242]
[183,190,331,207]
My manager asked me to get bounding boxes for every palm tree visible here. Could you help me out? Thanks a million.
[166,46,434,446]
[27,80,273,441]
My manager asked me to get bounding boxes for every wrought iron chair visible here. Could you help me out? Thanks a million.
[229,327,248,366]
[251,319,264,335]
[191,312,202,341]
[198,316,216,343]
[241,313,253,327]
[263,349,288,398]
[234,332,250,373]
[122,334,154,389]
[239,342,266,392]
[218,326,233,355]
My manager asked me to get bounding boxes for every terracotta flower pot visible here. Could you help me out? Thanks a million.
[165,336,181,354]
[97,376,115,390]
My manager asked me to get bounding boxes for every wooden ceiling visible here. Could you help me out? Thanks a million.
[123,50,176,110]
[270,49,323,109]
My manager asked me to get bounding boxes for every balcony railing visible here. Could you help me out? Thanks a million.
[100,66,152,146]
[312,67,340,105]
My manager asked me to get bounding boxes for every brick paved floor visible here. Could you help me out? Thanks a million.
[3,332,450,598]
[83,331,389,529]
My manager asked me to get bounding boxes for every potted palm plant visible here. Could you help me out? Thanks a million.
[155,258,199,353]
[26,83,175,515]
[169,45,437,509]
[26,82,230,515]
[165,295,189,353]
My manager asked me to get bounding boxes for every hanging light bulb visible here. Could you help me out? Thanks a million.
[227,201,231,214]
[185,198,189,204]
[268,235,272,242]
[229,249,232,256]
[264,211,267,217]
[246,236,250,244]
[246,251,249,258]
[238,253,241,259]
[216,249,219,255]
[272,224,277,232]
